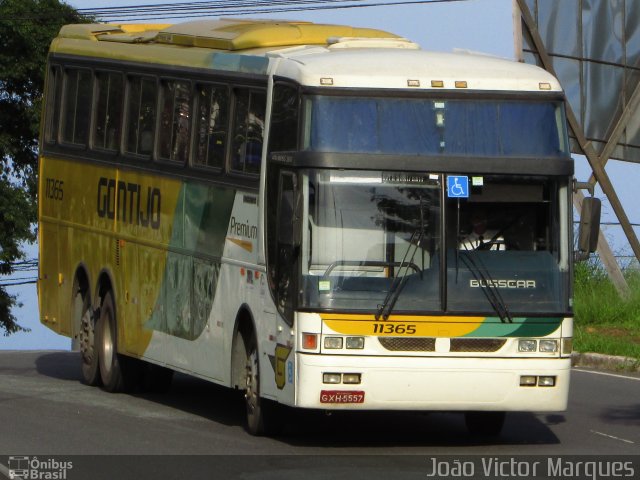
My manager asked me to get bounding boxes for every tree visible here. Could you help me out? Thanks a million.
[0,0,90,335]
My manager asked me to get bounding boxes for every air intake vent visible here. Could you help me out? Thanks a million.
[115,239,120,267]
[379,337,436,352]
[450,338,506,352]
[378,337,506,353]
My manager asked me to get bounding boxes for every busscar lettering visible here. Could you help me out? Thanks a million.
[469,279,536,289]
[97,177,161,230]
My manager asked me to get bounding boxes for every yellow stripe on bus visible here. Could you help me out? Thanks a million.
[320,313,486,337]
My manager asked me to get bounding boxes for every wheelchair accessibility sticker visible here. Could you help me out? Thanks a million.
[447,176,469,198]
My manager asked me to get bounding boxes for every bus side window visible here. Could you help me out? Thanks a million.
[125,76,157,157]
[231,89,266,175]
[44,65,62,144]
[193,83,229,170]
[61,68,92,146]
[268,83,299,153]
[158,79,192,164]
[94,71,124,152]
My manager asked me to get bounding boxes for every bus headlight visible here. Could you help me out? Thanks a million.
[324,337,343,349]
[346,337,365,349]
[539,339,558,353]
[518,339,537,352]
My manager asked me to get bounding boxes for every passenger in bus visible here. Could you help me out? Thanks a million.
[460,208,504,251]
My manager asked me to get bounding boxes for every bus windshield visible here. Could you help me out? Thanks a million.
[303,96,568,158]
[301,170,442,312]
[299,170,570,315]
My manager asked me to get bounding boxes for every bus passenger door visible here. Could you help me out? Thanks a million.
[270,171,299,398]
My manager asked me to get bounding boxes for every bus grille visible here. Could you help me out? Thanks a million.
[450,338,506,352]
[378,337,436,351]
[378,337,506,352]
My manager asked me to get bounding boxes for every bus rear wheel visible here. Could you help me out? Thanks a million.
[465,411,506,437]
[244,336,283,436]
[96,291,140,392]
[77,290,100,386]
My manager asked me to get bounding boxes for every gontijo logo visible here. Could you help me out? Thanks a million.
[96,177,161,229]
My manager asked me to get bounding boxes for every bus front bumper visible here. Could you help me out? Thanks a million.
[295,353,570,411]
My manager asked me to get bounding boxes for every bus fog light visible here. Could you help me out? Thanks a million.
[539,339,558,352]
[562,338,573,355]
[538,376,556,387]
[324,337,343,349]
[518,339,537,352]
[520,375,537,386]
[346,337,364,349]
[323,373,341,384]
[342,373,361,384]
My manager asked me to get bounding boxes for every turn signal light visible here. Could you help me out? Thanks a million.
[302,333,318,350]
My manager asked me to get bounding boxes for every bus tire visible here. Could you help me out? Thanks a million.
[77,290,100,386]
[464,411,506,437]
[244,335,283,436]
[97,291,140,393]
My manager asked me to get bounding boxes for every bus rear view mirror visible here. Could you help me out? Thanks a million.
[578,196,601,255]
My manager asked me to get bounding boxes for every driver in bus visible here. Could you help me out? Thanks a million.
[460,207,504,251]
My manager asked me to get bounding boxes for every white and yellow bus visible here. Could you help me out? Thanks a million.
[39,19,580,436]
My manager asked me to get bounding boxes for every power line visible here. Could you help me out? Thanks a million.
[0,279,38,287]
[1,0,469,23]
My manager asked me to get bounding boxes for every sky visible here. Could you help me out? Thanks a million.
[1,0,638,350]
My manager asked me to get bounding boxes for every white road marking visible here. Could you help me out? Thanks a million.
[573,368,640,381]
[591,430,635,444]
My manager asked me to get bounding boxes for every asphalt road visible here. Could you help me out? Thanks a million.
[0,351,638,478]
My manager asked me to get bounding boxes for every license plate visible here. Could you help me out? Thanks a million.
[320,390,365,404]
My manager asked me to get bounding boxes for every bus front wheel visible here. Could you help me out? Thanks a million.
[244,336,283,436]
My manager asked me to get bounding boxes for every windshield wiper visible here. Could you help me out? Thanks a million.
[376,229,425,320]
[459,249,513,323]
[376,197,430,321]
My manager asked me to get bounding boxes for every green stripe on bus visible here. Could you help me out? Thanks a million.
[146,182,236,340]
[465,317,562,337]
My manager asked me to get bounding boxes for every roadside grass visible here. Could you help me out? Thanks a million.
[573,261,640,359]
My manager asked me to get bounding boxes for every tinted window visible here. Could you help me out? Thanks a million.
[159,80,191,163]
[94,71,124,151]
[269,83,299,152]
[194,84,229,169]
[305,96,568,157]
[44,66,62,144]
[61,68,92,146]
[125,76,157,157]
[231,89,266,174]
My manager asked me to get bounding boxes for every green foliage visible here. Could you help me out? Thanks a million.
[573,260,640,359]
[0,0,90,335]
